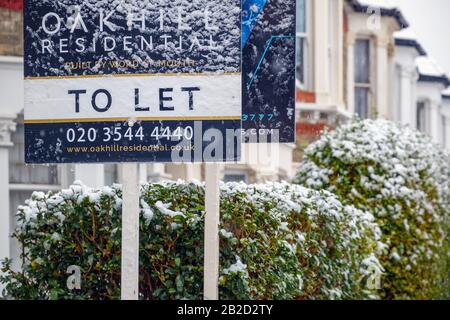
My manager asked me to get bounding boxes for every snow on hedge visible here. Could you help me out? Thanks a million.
[294,119,450,299]
[2,181,381,300]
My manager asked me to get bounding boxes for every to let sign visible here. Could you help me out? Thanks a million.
[24,0,242,163]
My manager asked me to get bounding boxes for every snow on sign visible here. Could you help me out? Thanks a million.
[242,0,296,143]
[24,0,242,163]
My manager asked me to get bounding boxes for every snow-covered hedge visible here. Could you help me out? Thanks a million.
[294,119,450,299]
[1,181,381,300]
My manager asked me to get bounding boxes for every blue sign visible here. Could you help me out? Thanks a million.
[242,0,296,143]
[24,0,242,163]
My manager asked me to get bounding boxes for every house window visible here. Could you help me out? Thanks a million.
[354,39,371,119]
[9,115,59,185]
[416,101,427,133]
[296,0,309,89]
[105,164,119,186]
[224,172,248,183]
[442,116,447,147]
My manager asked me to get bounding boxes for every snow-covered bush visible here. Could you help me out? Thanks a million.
[1,181,381,300]
[293,119,450,299]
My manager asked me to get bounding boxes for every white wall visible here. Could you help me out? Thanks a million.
[224,143,295,183]
[393,45,420,127]
[0,56,23,118]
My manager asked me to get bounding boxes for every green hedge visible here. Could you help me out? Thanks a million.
[294,119,450,299]
[1,181,381,300]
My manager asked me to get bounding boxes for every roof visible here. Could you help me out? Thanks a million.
[347,0,409,29]
[416,56,450,86]
[394,28,426,56]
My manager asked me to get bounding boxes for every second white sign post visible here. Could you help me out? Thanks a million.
[121,163,140,300]
[204,164,221,300]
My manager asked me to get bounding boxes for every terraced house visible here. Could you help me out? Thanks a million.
[296,0,449,154]
[0,0,449,283]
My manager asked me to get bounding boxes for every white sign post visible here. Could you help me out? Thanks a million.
[204,163,221,300]
[121,163,140,300]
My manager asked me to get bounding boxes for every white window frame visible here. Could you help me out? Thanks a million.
[296,0,312,91]
[354,37,374,119]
